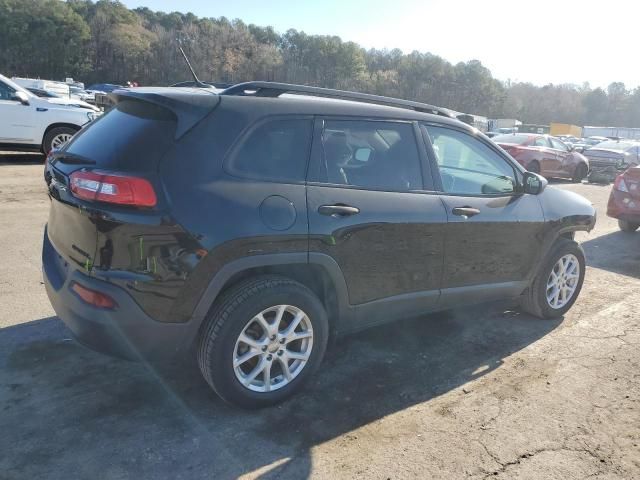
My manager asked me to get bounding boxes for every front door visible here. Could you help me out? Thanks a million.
[0,80,35,143]
[421,124,545,306]
[307,118,448,326]
[549,137,572,177]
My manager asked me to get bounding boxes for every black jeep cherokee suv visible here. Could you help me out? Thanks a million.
[43,82,596,408]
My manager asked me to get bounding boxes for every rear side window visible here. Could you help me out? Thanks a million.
[226,118,312,182]
[320,120,422,191]
[64,99,176,169]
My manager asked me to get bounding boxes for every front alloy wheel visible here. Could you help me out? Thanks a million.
[520,238,586,319]
[233,305,313,392]
[545,254,580,309]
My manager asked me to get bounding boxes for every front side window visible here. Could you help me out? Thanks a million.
[226,118,313,182]
[320,120,422,191]
[424,125,517,195]
[0,81,15,101]
[550,138,569,152]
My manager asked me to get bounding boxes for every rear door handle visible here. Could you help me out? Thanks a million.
[452,207,480,218]
[318,204,360,217]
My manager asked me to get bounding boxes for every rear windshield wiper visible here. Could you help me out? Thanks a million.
[54,152,96,165]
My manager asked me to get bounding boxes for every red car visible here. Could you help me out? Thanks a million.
[607,166,640,232]
[493,133,589,182]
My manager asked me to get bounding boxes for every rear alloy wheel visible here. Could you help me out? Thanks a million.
[43,127,77,154]
[198,276,329,408]
[528,161,541,174]
[520,238,585,319]
[572,163,587,183]
[618,219,640,232]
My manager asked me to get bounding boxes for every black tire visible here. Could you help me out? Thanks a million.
[520,238,586,319]
[197,275,329,408]
[618,219,639,232]
[528,161,541,174]
[43,126,77,154]
[572,163,587,183]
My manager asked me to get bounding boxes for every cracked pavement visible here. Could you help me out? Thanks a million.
[0,153,638,479]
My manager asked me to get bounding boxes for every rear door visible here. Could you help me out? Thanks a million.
[307,118,447,324]
[421,124,545,306]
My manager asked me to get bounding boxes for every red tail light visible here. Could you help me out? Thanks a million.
[503,145,523,156]
[613,174,629,193]
[70,170,157,207]
[71,282,117,309]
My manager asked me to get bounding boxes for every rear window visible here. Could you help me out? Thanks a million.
[225,117,313,183]
[492,134,531,145]
[64,100,176,169]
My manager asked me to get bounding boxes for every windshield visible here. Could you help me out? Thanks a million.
[592,141,636,151]
[492,134,531,144]
[0,74,35,97]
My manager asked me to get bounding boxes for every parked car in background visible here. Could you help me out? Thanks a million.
[584,140,640,183]
[26,87,60,98]
[571,137,605,153]
[12,77,70,97]
[607,166,640,232]
[493,133,589,182]
[25,86,99,112]
[86,83,123,94]
[69,85,95,103]
[485,131,500,138]
[43,81,595,408]
[0,73,100,153]
[556,135,580,145]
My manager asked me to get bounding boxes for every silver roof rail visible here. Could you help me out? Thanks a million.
[220,81,454,118]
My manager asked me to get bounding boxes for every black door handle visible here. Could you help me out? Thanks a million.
[452,207,480,218]
[318,204,360,217]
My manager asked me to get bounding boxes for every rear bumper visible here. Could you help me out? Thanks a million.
[606,190,640,223]
[42,227,198,360]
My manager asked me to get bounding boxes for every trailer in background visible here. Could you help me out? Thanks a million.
[583,126,640,140]
[488,118,522,132]
[550,123,582,137]
[518,124,550,134]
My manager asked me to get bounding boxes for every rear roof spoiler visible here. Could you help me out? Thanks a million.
[109,87,220,139]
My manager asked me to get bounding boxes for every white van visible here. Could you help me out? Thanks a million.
[12,77,71,98]
[0,74,101,154]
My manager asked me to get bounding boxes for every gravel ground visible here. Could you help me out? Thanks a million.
[0,152,638,480]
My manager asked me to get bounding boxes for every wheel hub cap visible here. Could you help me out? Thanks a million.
[546,253,580,309]
[233,305,314,393]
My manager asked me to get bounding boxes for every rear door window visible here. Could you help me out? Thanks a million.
[225,117,313,183]
[319,120,423,191]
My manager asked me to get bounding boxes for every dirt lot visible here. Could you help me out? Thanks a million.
[0,152,638,480]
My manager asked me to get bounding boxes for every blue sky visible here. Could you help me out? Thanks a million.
[120,0,640,89]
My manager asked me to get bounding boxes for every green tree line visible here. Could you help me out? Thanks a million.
[1,0,639,127]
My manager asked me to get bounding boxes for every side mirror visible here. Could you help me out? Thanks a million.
[522,171,547,195]
[12,91,30,105]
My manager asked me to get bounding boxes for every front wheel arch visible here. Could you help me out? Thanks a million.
[41,123,81,153]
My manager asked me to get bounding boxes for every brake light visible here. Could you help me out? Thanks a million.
[70,170,157,207]
[613,174,629,193]
[502,145,522,156]
[71,282,117,309]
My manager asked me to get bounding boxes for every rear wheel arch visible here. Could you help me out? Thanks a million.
[192,253,349,339]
